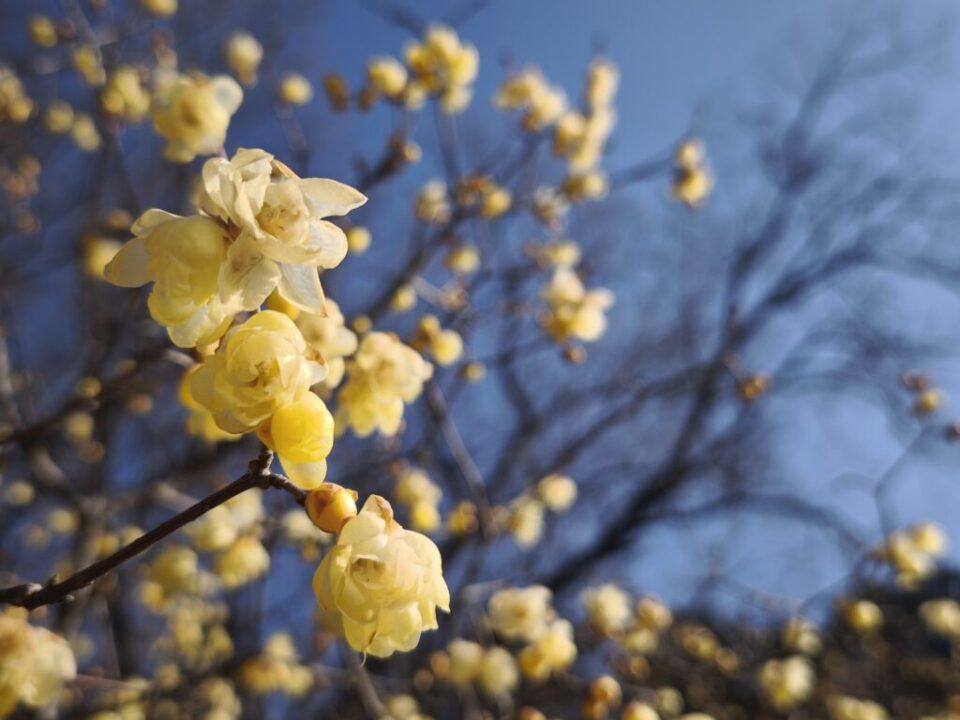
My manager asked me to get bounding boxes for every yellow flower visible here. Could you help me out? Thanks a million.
[782,616,821,655]
[412,315,464,367]
[346,226,372,254]
[508,497,545,548]
[72,45,105,85]
[842,599,883,634]
[0,610,76,719]
[758,655,814,711]
[336,332,433,437]
[190,311,326,433]
[367,57,408,100]
[186,489,263,553]
[101,67,150,123]
[197,148,365,314]
[445,244,480,274]
[585,59,619,110]
[295,299,359,391]
[518,619,577,681]
[141,0,177,16]
[140,545,202,611]
[42,101,73,133]
[0,67,33,124]
[152,72,243,163]
[239,632,313,697]
[225,32,263,87]
[28,15,58,48]
[582,583,631,636]
[920,598,960,638]
[105,211,232,348]
[827,696,889,720]
[536,473,577,512]
[487,585,554,643]
[313,495,450,658]
[672,139,712,209]
[404,24,478,115]
[415,179,451,223]
[82,237,122,280]
[495,67,567,131]
[278,73,313,106]
[179,368,244,444]
[446,639,484,685]
[541,269,614,343]
[479,646,518,697]
[257,391,335,489]
[216,534,270,589]
[70,113,101,151]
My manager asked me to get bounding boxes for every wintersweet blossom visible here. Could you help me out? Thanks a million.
[190,311,326,433]
[487,585,554,643]
[336,332,433,437]
[518,618,578,681]
[0,610,76,719]
[404,24,479,114]
[105,211,232,348]
[541,268,615,343]
[197,148,366,314]
[151,72,243,162]
[225,32,263,87]
[757,655,815,711]
[582,583,632,636]
[313,495,450,658]
[178,367,243,444]
[293,299,359,391]
[496,67,568,132]
[257,391,335,489]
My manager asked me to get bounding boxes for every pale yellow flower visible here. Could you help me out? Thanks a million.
[487,585,554,643]
[0,610,76,719]
[216,535,270,589]
[518,618,577,681]
[105,211,232,348]
[479,646,518,697]
[404,24,478,115]
[197,148,366,314]
[336,332,433,437]
[152,72,242,162]
[495,67,567,131]
[367,57,408,100]
[313,495,450,658]
[412,315,464,367]
[920,598,960,638]
[536,473,577,512]
[842,599,883,634]
[101,67,150,123]
[28,15,58,48]
[758,655,814,711]
[541,269,614,343]
[508,497,545,548]
[225,32,263,87]
[239,632,313,697]
[179,367,244,444]
[583,584,632,636]
[186,489,263,553]
[415,179,451,224]
[278,73,313,106]
[190,311,326,433]
[446,639,484,685]
[295,299,359,391]
[257,391,335,489]
[827,696,889,720]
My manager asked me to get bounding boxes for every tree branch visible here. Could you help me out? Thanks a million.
[0,447,307,610]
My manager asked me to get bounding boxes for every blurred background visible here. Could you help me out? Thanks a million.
[2,1,960,718]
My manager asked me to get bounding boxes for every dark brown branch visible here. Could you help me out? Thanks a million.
[0,448,307,610]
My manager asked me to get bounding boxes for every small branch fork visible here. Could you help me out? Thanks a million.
[0,447,307,610]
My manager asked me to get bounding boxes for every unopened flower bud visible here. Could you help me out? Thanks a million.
[305,484,358,534]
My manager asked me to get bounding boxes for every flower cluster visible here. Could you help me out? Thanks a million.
[672,138,713,208]
[541,268,615,345]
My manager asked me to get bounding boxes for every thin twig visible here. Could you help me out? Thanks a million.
[0,447,307,610]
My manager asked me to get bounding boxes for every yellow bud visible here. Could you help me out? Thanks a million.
[346,226,371,254]
[390,284,417,313]
[352,314,372,335]
[305,484,358,534]
[28,15,58,47]
[278,73,313,106]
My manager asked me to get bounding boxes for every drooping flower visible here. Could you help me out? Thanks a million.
[313,495,450,658]
[487,585,554,643]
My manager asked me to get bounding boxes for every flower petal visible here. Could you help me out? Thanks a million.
[300,178,367,217]
[218,235,281,313]
[104,236,151,288]
[277,262,326,314]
